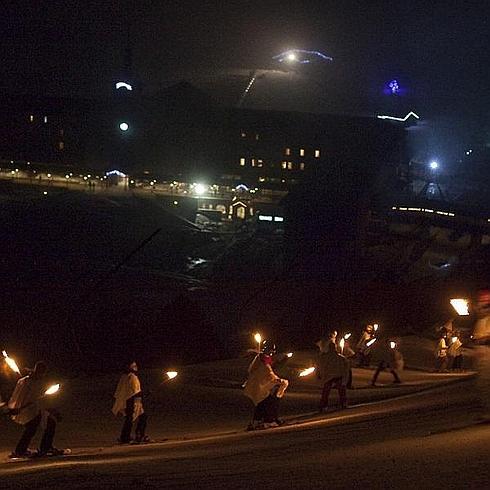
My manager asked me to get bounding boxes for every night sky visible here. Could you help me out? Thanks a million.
[1,1,489,119]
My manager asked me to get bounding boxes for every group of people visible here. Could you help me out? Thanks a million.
[243,325,405,429]
[2,359,150,458]
[435,325,464,372]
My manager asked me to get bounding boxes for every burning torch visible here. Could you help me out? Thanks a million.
[2,350,21,375]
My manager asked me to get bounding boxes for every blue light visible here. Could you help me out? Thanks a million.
[388,79,400,94]
[429,161,439,170]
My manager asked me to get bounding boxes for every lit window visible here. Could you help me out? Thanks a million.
[287,162,293,170]
[300,162,305,170]
[285,148,291,156]
[29,115,34,122]
[300,148,305,156]
[43,116,48,124]
[281,161,287,169]
[58,141,64,150]
[240,157,246,166]
[314,149,320,158]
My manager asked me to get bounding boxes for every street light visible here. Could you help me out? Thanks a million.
[119,122,129,132]
[429,161,439,170]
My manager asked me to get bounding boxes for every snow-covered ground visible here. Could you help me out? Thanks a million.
[0,336,477,458]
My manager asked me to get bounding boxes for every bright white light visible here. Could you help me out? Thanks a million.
[193,183,207,195]
[376,111,420,122]
[344,333,352,340]
[274,216,284,222]
[299,367,315,377]
[166,371,178,380]
[287,52,297,61]
[254,333,262,344]
[115,81,133,91]
[450,298,469,316]
[119,122,129,131]
[286,352,293,358]
[258,215,273,221]
[366,338,377,347]
[430,161,439,170]
[373,324,379,331]
[44,384,60,396]
[390,341,396,349]
[106,170,127,178]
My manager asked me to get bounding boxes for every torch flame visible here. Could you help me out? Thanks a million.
[451,336,458,343]
[450,299,469,316]
[344,333,352,340]
[366,338,377,347]
[373,324,379,331]
[254,333,262,344]
[44,384,60,396]
[166,371,178,380]
[299,367,315,377]
[390,341,396,349]
[339,338,345,353]
[2,350,21,375]
[286,352,293,358]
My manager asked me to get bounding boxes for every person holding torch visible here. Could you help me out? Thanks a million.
[244,340,289,430]
[8,361,64,458]
[112,361,150,444]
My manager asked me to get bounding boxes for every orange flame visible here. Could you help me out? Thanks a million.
[2,350,21,375]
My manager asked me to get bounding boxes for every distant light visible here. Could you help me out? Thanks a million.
[274,216,284,222]
[286,352,293,358]
[235,184,249,191]
[430,161,439,170]
[115,81,133,91]
[47,173,51,178]
[106,170,127,178]
[193,183,207,195]
[119,122,129,131]
[65,174,70,179]
[166,371,178,380]
[390,341,396,349]
[273,49,333,64]
[258,215,273,221]
[377,111,419,122]
[450,298,469,316]
[173,200,178,205]
[43,191,48,195]
[388,79,400,94]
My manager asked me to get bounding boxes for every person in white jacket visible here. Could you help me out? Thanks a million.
[317,342,350,411]
[244,341,288,429]
[113,361,149,444]
[8,361,63,458]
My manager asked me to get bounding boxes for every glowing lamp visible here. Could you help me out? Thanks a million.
[166,371,178,380]
[119,122,129,132]
[193,183,207,195]
[450,299,469,316]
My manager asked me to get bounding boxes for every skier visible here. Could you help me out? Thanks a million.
[435,332,449,372]
[244,340,289,430]
[8,361,65,458]
[371,340,403,386]
[317,341,350,412]
[112,361,150,444]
